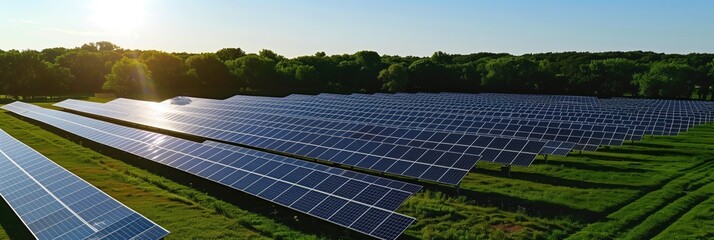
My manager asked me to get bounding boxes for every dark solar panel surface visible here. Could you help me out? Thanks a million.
[0,129,169,240]
[3,102,419,240]
[56,100,552,184]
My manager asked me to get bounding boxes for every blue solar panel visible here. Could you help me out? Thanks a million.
[150,96,592,153]
[256,93,654,139]
[3,102,419,240]
[0,129,169,240]
[220,92,712,145]
[57,99,534,184]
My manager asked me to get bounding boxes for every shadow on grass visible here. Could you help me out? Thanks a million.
[0,197,35,240]
[473,168,643,190]
[638,188,711,239]
[538,159,652,173]
[627,142,675,149]
[596,148,696,157]
[441,184,603,221]
[572,152,675,163]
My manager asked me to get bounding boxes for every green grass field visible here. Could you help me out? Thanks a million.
[0,100,712,239]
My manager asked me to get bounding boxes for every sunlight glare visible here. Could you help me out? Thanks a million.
[90,0,146,33]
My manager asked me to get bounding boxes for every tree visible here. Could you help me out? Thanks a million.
[456,61,485,93]
[226,55,277,89]
[534,59,566,94]
[431,51,452,64]
[139,51,188,90]
[216,48,246,61]
[583,58,639,97]
[56,51,121,94]
[259,49,284,62]
[275,60,301,82]
[0,50,46,98]
[35,63,74,96]
[80,43,99,52]
[634,62,694,98]
[685,54,714,100]
[0,50,73,98]
[295,65,319,87]
[296,55,338,88]
[707,60,714,100]
[103,57,153,97]
[337,60,360,89]
[185,53,233,88]
[482,57,540,93]
[352,51,384,91]
[96,41,121,51]
[407,59,447,91]
[40,47,68,63]
[79,41,120,52]
[379,63,408,92]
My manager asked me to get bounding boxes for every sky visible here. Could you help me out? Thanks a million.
[1,0,713,57]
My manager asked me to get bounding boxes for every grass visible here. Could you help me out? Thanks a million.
[0,98,713,239]
[399,124,714,239]
[654,195,714,240]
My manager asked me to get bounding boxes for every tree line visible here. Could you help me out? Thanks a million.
[2,41,714,100]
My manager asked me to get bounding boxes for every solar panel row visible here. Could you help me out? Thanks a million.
[53,93,714,188]
[55,99,551,185]
[309,93,692,133]
[148,97,586,154]
[211,94,628,147]
[226,92,711,142]
[0,129,169,240]
[278,93,692,138]
[2,102,419,240]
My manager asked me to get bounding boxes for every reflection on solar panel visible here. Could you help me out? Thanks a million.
[145,97,583,155]
[2,102,419,240]
[57,99,552,184]
[0,129,169,240]
[54,92,714,176]
[315,93,700,137]
[162,95,620,150]
[185,96,614,150]
[51,93,714,180]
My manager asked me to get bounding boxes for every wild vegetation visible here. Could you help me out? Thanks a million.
[0,100,712,239]
[2,42,714,100]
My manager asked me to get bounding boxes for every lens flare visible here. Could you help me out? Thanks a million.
[89,0,146,33]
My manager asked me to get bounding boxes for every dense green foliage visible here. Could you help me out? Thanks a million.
[2,42,714,99]
[634,62,695,98]
[103,57,153,97]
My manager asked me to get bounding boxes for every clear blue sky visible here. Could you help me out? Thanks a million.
[1,0,713,57]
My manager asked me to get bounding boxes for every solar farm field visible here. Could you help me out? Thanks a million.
[1,93,713,240]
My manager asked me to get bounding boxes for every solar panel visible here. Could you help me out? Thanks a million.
[323,93,696,137]
[292,95,668,139]
[0,129,169,240]
[3,102,419,240]
[222,92,712,142]
[56,100,547,184]
[149,97,585,155]
[183,95,619,149]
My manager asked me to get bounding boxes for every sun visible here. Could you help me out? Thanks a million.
[89,0,146,33]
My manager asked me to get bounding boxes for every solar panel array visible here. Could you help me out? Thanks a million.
[52,93,714,186]
[5,92,714,239]
[2,102,420,240]
[0,129,169,240]
[55,99,552,185]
